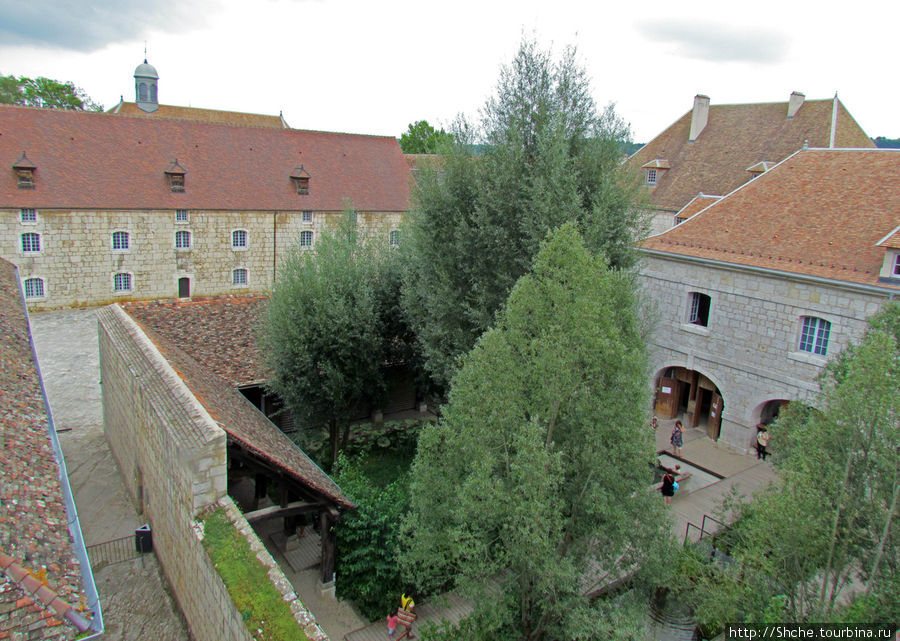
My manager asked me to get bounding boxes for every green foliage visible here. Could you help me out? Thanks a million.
[333,453,411,620]
[0,73,102,110]
[200,508,310,641]
[260,212,421,468]
[400,37,647,389]
[399,120,455,154]
[401,224,666,640]
[872,136,900,149]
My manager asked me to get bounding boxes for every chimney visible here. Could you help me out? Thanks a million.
[787,91,805,119]
[689,95,710,142]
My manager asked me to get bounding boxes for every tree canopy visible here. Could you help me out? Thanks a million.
[399,120,454,154]
[401,223,666,640]
[399,38,646,389]
[0,74,103,111]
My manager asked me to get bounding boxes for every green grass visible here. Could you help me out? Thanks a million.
[201,508,310,641]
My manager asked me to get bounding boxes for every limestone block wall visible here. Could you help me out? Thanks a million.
[639,253,891,450]
[1,207,404,310]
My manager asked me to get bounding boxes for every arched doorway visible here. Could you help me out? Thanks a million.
[654,367,724,440]
[178,277,190,298]
[756,399,789,426]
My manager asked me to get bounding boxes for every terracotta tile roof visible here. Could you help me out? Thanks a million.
[110,101,287,128]
[0,258,89,639]
[122,296,269,387]
[640,148,900,290]
[676,194,721,220]
[117,300,354,509]
[628,96,874,213]
[1,104,410,212]
[876,226,900,249]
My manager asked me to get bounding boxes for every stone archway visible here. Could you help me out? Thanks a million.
[653,366,725,440]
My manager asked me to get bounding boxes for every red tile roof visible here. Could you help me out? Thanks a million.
[628,96,874,213]
[0,258,89,639]
[640,149,900,290]
[110,101,287,129]
[877,226,900,249]
[1,104,410,212]
[676,194,721,220]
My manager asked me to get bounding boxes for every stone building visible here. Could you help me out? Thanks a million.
[0,257,101,639]
[639,148,900,452]
[628,93,874,235]
[1,61,410,310]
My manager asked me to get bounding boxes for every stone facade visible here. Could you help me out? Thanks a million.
[97,304,327,641]
[6,208,403,309]
[640,253,890,451]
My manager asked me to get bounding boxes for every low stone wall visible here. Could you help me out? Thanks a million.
[97,304,327,641]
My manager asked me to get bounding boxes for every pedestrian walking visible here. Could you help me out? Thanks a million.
[650,416,658,431]
[386,609,399,639]
[670,420,684,456]
[660,465,680,505]
[756,424,770,460]
[396,593,417,640]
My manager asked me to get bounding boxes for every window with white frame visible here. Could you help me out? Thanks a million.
[688,292,711,327]
[646,168,657,185]
[232,268,248,285]
[300,230,313,248]
[113,273,132,292]
[389,230,400,247]
[175,209,189,223]
[302,210,312,223]
[894,254,900,277]
[175,230,191,249]
[232,229,248,249]
[20,208,36,223]
[112,231,130,250]
[799,316,831,356]
[24,277,44,298]
[21,232,41,253]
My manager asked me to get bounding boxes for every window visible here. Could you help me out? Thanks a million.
[302,210,312,223]
[799,317,831,356]
[688,292,711,327]
[168,174,185,192]
[300,230,313,248]
[646,168,657,185]
[291,166,311,195]
[175,209,189,223]
[894,254,900,277]
[21,232,41,253]
[389,230,400,247]
[138,82,148,101]
[232,268,248,285]
[232,229,248,249]
[20,208,36,223]
[24,277,44,298]
[112,231,130,250]
[175,230,191,249]
[114,273,132,292]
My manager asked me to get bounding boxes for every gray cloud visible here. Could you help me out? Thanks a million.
[637,19,789,64]
[0,0,221,52]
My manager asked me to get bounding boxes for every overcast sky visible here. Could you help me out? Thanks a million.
[1,0,897,142]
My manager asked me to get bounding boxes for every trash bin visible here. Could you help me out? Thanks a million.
[135,524,153,553]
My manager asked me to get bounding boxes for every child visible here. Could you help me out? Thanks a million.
[386,608,399,638]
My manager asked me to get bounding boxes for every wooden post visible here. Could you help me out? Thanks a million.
[320,508,338,585]
[253,474,268,511]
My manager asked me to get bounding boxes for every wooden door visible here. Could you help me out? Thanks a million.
[707,392,723,440]
[178,277,190,298]
[655,377,678,418]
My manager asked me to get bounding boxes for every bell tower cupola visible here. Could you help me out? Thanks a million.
[134,58,159,113]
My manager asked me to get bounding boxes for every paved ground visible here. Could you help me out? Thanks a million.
[29,307,190,641]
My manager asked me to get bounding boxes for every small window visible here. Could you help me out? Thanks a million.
[24,277,44,298]
[175,209,189,223]
[799,317,831,356]
[114,273,132,292]
[389,230,400,247]
[646,168,657,185]
[894,254,900,277]
[175,230,191,249]
[232,268,248,285]
[688,292,711,327]
[112,231,130,250]
[169,174,185,192]
[232,229,248,249]
[22,232,41,253]
[302,210,312,223]
[20,208,36,223]
[300,230,313,248]
[291,166,311,195]
[138,82,148,102]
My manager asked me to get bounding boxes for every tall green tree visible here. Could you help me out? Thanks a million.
[399,120,454,154]
[400,38,646,389]
[259,214,417,467]
[401,224,666,641]
[0,74,102,110]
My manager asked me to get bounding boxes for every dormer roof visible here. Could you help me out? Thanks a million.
[641,158,670,170]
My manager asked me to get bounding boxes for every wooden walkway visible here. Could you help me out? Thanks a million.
[344,593,472,641]
[269,529,322,572]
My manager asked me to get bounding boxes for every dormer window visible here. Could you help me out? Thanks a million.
[894,254,900,277]
[291,166,311,195]
[641,159,669,186]
[646,168,657,185]
[876,229,900,282]
[746,161,774,180]
[165,159,187,193]
[13,151,36,190]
